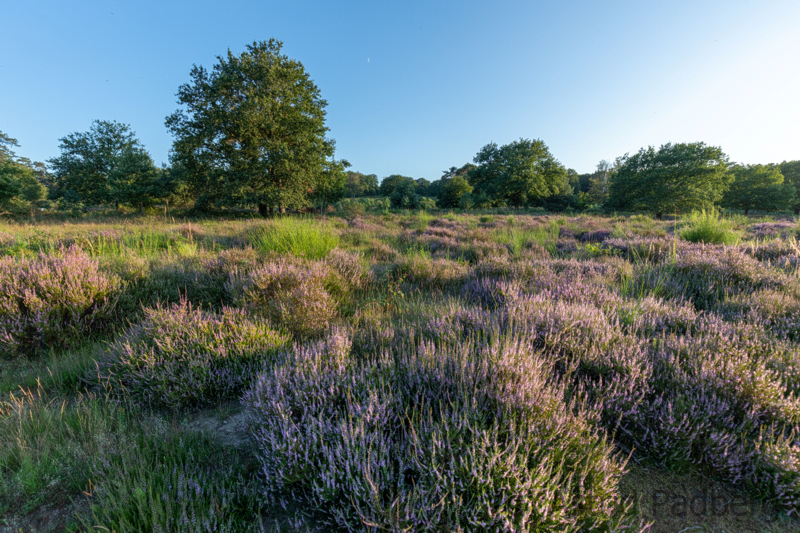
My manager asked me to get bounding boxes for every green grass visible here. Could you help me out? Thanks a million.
[679,208,742,245]
[249,217,339,259]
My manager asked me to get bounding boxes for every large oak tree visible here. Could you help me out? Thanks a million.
[166,40,344,215]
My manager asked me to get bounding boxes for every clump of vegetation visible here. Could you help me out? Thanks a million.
[244,329,636,531]
[248,217,339,259]
[0,245,121,357]
[230,258,337,338]
[680,208,741,245]
[97,301,288,408]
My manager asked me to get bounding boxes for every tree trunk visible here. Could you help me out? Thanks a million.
[744,208,749,215]
[655,212,663,220]
[258,203,268,217]
[794,208,798,216]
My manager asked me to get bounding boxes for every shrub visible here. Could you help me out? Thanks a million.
[665,247,790,309]
[0,246,121,357]
[230,259,336,338]
[248,217,339,259]
[393,255,470,291]
[325,248,371,291]
[243,329,637,531]
[117,248,261,316]
[580,229,612,243]
[680,208,741,245]
[96,301,288,408]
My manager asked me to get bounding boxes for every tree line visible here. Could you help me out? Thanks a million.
[1,39,798,218]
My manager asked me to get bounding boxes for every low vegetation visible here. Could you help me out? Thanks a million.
[2,210,800,532]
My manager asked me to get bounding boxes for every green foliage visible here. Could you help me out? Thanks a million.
[344,171,379,197]
[721,164,794,214]
[470,138,569,208]
[779,160,800,213]
[378,174,415,197]
[0,387,125,514]
[437,174,473,208]
[389,177,421,208]
[248,217,339,259]
[86,414,263,532]
[607,142,731,218]
[166,39,338,215]
[48,120,161,209]
[98,302,289,408]
[0,130,48,217]
[679,208,741,245]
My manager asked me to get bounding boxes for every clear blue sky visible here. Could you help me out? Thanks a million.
[2,0,798,180]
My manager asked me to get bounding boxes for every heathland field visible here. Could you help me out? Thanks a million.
[4,210,800,532]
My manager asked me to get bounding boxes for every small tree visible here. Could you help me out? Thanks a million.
[721,164,794,215]
[389,178,420,209]
[0,130,48,215]
[48,120,157,209]
[379,174,415,197]
[606,142,731,218]
[437,174,473,208]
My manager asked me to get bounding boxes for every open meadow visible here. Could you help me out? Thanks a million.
[3,209,800,532]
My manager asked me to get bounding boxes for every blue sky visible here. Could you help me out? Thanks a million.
[1,0,798,180]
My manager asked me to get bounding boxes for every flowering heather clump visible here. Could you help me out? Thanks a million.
[581,229,613,243]
[243,329,639,531]
[127,249,260,312]
[0,246,121,356]
[602,236,682,263]
[558,226,577,239]
[747,221,796,240]
[717,289,800,341]
[97,300,288,408]
[462,277,524,310]
[325,248,372,290]
[393,255,470,290]
[657,247,791,309]
[366,238,397,262]
[742,239,800,262]
[618,296,700,337]
[230,258,336,338]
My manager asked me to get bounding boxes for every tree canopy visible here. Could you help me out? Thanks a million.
[469,139,569,208]
[166,39,342,216]
[0,130,48,215]
[779,160,800,214]
[48,120,159,209]
[606,142,731,218]
[379,174,415,197]
[721,164,794,215]
[437,174,473,208]
[344,171,379,197]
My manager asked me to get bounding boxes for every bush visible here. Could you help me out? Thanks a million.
[680,208,741,245]
[243,329,637,531]
[248,217,339,259]
[0,246,121,357]
[230,259,337,338]
[664,247,790,309]
[96,301,288,408]
[325,248,371,291]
